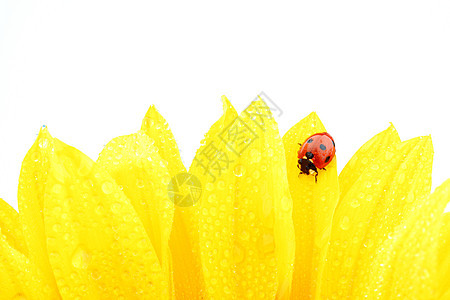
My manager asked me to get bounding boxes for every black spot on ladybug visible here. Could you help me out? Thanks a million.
[325,156,331,163]
[332,140,335,147]
[306,152,314,159]
[307,138,313,143]
[320,144,326,150]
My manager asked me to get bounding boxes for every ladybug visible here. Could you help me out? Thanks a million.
[297,132,335,182]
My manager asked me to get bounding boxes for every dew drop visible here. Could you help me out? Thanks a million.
[397,173,406,184]
[205,182,214,192]
[31,151,39,162]
[217,180,225,190]
[233,244,245,264]
[363,239,374,248]
[52,184,63,194]
[240,230,250,241]
[340,216,350,231]
[136,178,145,189]
[12,293,26,300]
[39,138,49,149]
[350,199,360,208]
[405,193,414,203]
[224,286,232,295]
[102,181,114,194]
[339,277,348,284]
[52,223,62,232]
[281,196,292,211]
[220,258,228,267]
[385,151,394,161]
[209,207,217,216]
[111,202,122,214]
[258,232,275,254]
[71,246,91,269]
[249,148,262,163]
[233,164,246,177]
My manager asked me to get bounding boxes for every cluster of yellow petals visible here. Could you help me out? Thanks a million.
[0,97,449,299]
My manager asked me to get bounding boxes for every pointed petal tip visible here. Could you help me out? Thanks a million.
[386,122,400,139]
[37,125,52,139]
[142,104,166,129]
[306,111,320,122]
[221,95,233,110]
[146,104,158,115]
[388,122,396,131]
[306,111,325,129]
[40,124,48,132]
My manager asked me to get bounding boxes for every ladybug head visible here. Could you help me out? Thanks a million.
[305,151,314,159]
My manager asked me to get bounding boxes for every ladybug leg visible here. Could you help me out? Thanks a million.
[315,173,318,183]
[297,159,303,177]
[323,167,326,171]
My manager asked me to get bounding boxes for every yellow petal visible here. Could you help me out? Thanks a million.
[339,123,401,201]
[43,137,168,299]
[140,104,207,299]
[282,112,339,299]
[141,104,186,176]
[355,179,449,299]
[438,212,450,298]
[189,97,295,299]
[17,127,61,298]
[0,230,54,299]
[0,198,27,255]
[187,96,238,299]
[97,131,174,294]
[321,135,434,299]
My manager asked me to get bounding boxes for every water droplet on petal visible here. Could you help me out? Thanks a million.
[52,184,63,194]
[240,230,250,241]
[233,164,245,177]
[102,181,114,194]
[233,244,245,264]
[12,293,26,300]
[71,246,91,269]
[350,199,360,208]
[258,232,275,254]
[249,148,261,163]
[136,178,145,188]
[385,151,394,160]
[111,202,122,214]
[397,173,405,184]
[340,216,350,231]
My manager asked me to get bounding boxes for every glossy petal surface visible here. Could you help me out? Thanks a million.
[0,231,53,299]
[43,137,167,299]
[3,102,449,300]
[17,127,61,298]
[189,98,295,299]
[438,212,450,298]
[322,134,434,299]
[282,112,339,299]
[97,131,174,297]
[0,198,27,255]
[141,105,205,299]
[339,124,401,201]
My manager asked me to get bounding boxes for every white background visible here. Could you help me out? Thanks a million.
[0,1,449,212]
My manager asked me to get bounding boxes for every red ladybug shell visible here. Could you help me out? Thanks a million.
[298,132,335,169]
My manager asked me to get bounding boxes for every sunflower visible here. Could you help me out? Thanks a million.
[0,96,448,299]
